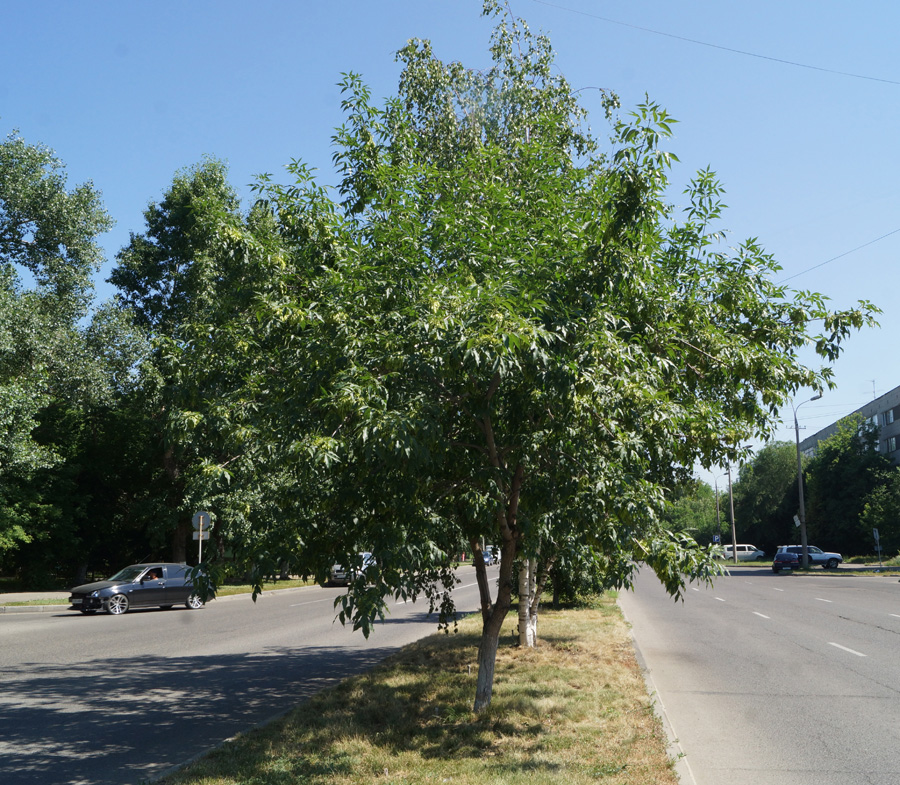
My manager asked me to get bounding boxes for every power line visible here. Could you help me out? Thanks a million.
[777,228,900,283]
[531,0,900,86]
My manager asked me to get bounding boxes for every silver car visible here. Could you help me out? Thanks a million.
[776,545,842,569]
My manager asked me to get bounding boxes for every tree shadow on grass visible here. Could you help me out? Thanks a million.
[165,627,587,784]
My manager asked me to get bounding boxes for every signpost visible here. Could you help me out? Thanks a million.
[192,511,211,563]
[874,528,882,570]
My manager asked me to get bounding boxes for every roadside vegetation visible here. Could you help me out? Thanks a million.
[156,596,678,785]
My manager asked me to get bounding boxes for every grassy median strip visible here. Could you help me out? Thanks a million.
[157,595,677,785]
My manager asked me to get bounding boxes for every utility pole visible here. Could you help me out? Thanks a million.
[793,393,822,569]
[727,464,737,566]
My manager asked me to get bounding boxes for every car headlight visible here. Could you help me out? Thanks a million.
[90,591,99,598]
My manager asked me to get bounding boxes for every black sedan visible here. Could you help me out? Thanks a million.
[772,551,800,573]
[68,563,205,615]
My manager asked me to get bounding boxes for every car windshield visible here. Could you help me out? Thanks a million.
[108,566,144,582]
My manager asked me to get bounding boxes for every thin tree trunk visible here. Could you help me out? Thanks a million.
[473,605,507,711]
[518,560,530,646]
[518,558,538,647]
[472,534,516,712]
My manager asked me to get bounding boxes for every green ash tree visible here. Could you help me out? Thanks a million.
[166,4,876,711]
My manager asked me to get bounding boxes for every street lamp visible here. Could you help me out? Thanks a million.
[727,464,738,565]
[793,393,822,569]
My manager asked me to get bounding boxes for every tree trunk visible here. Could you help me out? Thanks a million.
[472,535,516,712]
[172,519,189,563]
[518,558,538,647]
[473,605,506,711]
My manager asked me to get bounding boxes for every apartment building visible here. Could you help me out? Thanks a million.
[799,384,900,463]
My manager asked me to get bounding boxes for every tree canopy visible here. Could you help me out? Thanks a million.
[150,5,876,710]
[732,441,799,553]
[0,131,133,563]
[806,415,894,555]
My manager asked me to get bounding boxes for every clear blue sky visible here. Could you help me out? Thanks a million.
[3,0,897,478]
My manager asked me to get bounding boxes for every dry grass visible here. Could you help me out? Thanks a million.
[156,596,677,785]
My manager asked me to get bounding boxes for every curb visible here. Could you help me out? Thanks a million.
[618,601,697,785]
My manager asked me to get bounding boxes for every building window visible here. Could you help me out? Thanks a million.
[884,409,895,426]
[888,436,897,453]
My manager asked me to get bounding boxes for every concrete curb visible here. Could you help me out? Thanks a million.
[618,600,697,785]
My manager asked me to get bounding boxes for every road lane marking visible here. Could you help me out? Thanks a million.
[394,580,481,605]
[692,587,700,592]
[773,588,784,592]
[753,612,770,619]
[715,597,725,602]
[290,599,334,607]
[829,642,866,657]
[816,598,832,603]
[890,614,900,619]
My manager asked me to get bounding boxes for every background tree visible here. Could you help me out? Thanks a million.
[169,3,875,712]
[661,479,727,547]
[0,131,132,577]
[108,157,259,565]
[860,468,900,559]
[806,415,894,555]
[732,441,798,554]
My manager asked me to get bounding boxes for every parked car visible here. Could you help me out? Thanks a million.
[776,545,842,569]
[772,551,800,573]
[329,552,374,586]
[721,544,766,561]
[68,563,205,615]
[482,546,499,565]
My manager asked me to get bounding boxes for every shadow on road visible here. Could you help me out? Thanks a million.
[1,641,400,785]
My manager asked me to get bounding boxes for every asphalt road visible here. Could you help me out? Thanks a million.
[619,566,900,785]
[0,567,490,785]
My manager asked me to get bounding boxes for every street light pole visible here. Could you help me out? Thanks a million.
[793,393,822,569]
[713,475,722,545]
[727,464,738,565]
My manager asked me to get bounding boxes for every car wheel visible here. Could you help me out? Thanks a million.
[185,594,204,610]
[825,558,839,569]
[106,594,129,615]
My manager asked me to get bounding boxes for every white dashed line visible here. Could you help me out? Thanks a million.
[773,588,784,592]
[715,597,726,602]
[829,642,866,657]
[816,598,832,603]
[753,612,770,619]
[890,614,900,619]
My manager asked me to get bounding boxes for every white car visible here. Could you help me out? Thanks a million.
[329,552,374,586]
[721,544,766,561]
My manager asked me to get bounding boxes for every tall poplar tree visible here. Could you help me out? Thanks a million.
[0,131,116,560]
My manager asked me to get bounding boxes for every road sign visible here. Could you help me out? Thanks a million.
[793,515,801,528]
[873,527,880,543]
[192,531,209,540]
[192,511,211,531]
[713,534,720,543]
